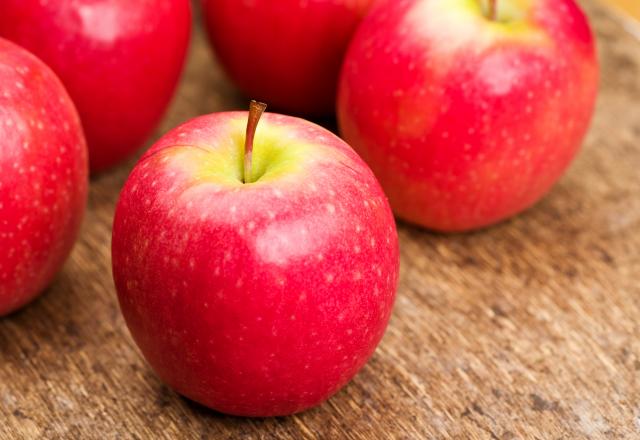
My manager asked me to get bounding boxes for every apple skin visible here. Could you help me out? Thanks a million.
[201,0,374,116]
[337,0,599,231]
[0,0,191,173]
[111,112,399,416]
[0,38,88,316]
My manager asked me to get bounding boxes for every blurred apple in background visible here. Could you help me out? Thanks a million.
[338,0,599,231]
[0,0,192,173]
[112,104,399,416]
[201,0,374,116]
[0,38,88,315]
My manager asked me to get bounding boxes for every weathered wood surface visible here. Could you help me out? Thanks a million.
[1,1,639,438]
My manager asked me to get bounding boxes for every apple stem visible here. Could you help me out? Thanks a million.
[243,100,267,184]
[488,0,497,21]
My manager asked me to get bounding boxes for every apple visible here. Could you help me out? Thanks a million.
[337,0,599,231]
[0,38,88,315]
[201,0,374,116]
[111,102,399,416]
[0,0,192,173]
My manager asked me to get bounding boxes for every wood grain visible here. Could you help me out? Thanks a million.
[1,1,639,438]
[607,0,640,21]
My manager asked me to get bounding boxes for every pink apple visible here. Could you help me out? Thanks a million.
[0,0,192,173]
[111,104,399,416]
[201,0,374,116]
[338,0,599,231]
[0,38,88,315]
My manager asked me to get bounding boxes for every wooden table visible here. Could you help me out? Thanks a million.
[2,1,639,438]
[608,0,640,20]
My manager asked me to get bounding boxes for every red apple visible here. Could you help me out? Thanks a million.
[201,0,374,116]
[338,0,599,231]
[0,38,88,315]
[0,0,192,173]
[111,103,399,416]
